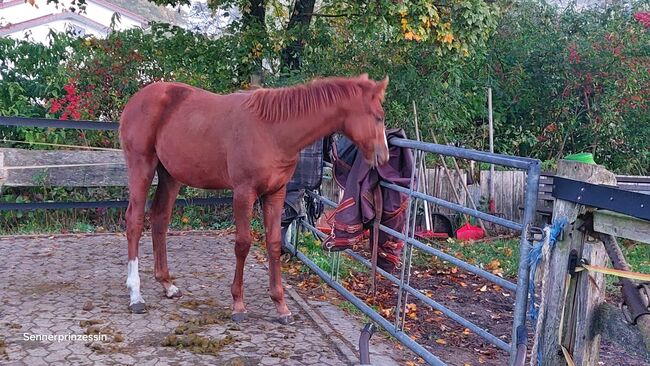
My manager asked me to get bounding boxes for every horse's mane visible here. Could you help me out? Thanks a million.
[244,77,369,123]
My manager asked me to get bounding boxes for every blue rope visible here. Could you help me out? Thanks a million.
[526,217,568,324]
[526,217,567,366]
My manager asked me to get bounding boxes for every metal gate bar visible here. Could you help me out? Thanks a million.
[380,182,523,231]
[300,219,511,351]
[379,224,517,291]
[282,237,447,366]
[306,190,517,291]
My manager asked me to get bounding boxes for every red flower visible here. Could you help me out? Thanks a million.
[568,44,581,64]
[634,12,650,28]
[49,99,62,114]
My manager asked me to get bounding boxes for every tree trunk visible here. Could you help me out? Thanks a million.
[281,0,316,72]
[240,0,267,86]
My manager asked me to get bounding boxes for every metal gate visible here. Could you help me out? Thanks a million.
[282,137,541,366]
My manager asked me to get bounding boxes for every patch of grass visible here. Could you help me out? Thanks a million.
[427,238,520,278]
[606,243,650,291]
[338,300,363,316]
[294,231,368,279]
[622,243,650,274]
[429,237,649,293]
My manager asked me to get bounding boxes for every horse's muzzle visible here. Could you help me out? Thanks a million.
[370,147,389,168]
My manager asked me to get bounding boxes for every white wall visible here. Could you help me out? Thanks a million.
[4,19,107,41]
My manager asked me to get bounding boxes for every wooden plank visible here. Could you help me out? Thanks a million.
[497,170,506,234]
[0,148,136,187]
[593,210,650,245]
[513,170,524,223]
[480,170,496,233]
[531,160,617,366]
[570,240,608,366]
[507,171,514,224]
[616,175,650,184]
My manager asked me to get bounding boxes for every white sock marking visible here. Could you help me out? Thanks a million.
[126,258,144,305]
[166,285,180,298]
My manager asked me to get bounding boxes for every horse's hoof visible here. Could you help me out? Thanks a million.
[165,286,182,299]
[232,312,248,323]
[129,302,147,314]
[277,314,293,325]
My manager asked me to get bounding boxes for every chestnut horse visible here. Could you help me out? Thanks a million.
[119,74,390,323]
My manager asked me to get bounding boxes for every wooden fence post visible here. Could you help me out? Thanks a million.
[531,160,616,366]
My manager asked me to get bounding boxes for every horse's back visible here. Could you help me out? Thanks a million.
[119,82,257,189]
[119,82,214,152]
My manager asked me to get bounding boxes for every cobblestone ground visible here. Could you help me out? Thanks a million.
[0,232,403,366]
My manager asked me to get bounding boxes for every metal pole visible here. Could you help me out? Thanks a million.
[488,88,496,213]
[422,136,469,225]
[389,138,536,170]
[509,161,541,365]
[444,137,488,235]
[413,101,431,231]
[394,149,419,330]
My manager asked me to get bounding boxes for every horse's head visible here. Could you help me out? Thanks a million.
[341,74,390,168]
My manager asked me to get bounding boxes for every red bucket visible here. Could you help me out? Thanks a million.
[456,222,485,241]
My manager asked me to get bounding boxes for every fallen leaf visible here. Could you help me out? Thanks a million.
[479,285,488,292]
[463,328,471,335]
[486,259,501,270]
[435,338,447,345]
[381,308,392,317]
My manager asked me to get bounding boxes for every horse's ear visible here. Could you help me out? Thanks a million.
[359,73,369,80]
[374,76,389,102]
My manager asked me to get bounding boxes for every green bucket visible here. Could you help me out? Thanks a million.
[564,152,596,165]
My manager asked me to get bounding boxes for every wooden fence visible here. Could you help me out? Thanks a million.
[1,148,648,233]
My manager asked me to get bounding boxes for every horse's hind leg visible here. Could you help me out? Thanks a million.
[150,165,182,298]
[231,187,257,322]
[124,155,158,314]
[261,189,292,324]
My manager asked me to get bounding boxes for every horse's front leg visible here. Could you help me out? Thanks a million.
[262,188,292,324]
[231,188,256,322]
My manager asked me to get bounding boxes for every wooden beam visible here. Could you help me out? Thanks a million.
[593,210,650,245]
[531,160,616,366]
[0,148,154,187]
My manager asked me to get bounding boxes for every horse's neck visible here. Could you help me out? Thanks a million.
[273,108,342,157]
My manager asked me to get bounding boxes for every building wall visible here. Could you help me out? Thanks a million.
[4,19,106,40]
[0,0,145,43]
